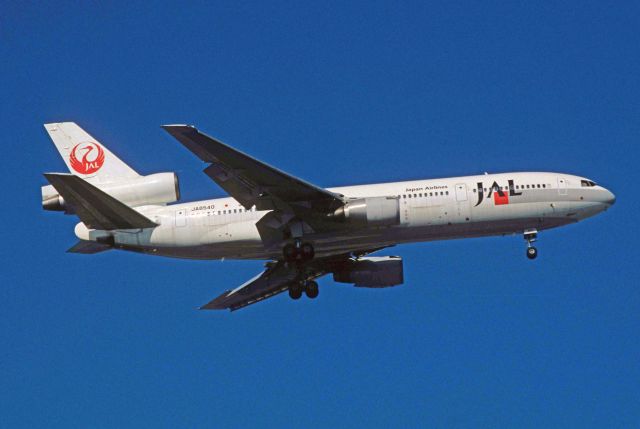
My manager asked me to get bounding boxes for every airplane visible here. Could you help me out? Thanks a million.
[41,122,616,311]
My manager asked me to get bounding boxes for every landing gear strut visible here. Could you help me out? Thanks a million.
[524,229,538,260]
[283,240,315,263]
[288,280,319,300]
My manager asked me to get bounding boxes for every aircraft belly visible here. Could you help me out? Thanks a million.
[134,213,573,260]
[140,219,262,247]
[114,194,578,261]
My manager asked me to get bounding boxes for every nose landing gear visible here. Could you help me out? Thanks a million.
[524,229,538,260]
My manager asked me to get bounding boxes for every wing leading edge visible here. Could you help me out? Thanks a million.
[201,247,392,311]
[161,125,344,213]
[201,261,305,311]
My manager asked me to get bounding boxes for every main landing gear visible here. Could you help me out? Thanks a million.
[524,229,538,260]
[283,240,315,263]
[288,280,319,300]
[284,239,318,301]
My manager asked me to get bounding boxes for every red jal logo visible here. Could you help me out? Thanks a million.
[69,142,105,174]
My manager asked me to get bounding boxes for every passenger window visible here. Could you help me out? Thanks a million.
[526,185,530,189]
[542,184,546,188]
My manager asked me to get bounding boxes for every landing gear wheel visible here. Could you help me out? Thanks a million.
[300,242,315,261]
[523,229,538,260]
[283,244,297,262]
[283,241,315,263]
[288,283,303,300]
[305,280,319,299]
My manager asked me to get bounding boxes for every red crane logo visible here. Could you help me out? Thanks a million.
[69,142,105,174]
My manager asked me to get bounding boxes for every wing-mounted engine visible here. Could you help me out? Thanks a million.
[331,196,400,227]
[333,256,404,288]
[42,172,180,212]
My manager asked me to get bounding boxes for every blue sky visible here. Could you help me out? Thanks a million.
[2,1,639,427]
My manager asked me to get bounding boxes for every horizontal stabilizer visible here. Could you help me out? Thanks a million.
[67,240,112,254]
[44,173,157,230]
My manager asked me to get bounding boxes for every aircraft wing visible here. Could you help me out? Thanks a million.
[200,261,321,311]
[201,247,390,311]
[161,125,344,214]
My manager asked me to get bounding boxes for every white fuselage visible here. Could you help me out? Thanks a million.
[75,172,615,260]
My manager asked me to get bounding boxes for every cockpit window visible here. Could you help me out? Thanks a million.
[581,180,597,187]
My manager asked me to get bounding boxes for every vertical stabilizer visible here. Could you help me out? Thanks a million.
[44,122,139,182]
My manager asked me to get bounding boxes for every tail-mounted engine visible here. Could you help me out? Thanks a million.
[331,196,400,227]
[42,172,180,212]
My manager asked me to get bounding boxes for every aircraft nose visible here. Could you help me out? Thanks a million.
[603,189,616,206]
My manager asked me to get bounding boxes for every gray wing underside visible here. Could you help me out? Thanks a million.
[67,240,112,254]
[202,247,390,311]
[161,125,344,213]
[200,261,307,311]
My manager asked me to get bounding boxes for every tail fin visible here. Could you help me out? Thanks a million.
[44,122,139,182]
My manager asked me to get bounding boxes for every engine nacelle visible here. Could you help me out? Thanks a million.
[332,196,400,227]
[42,172,180,212]
[333,256,404,288]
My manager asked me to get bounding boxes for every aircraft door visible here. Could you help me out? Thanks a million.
[455,183,468,202]
[557,177,568,195]
[175,209,187,227]
[454,183,471,222]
